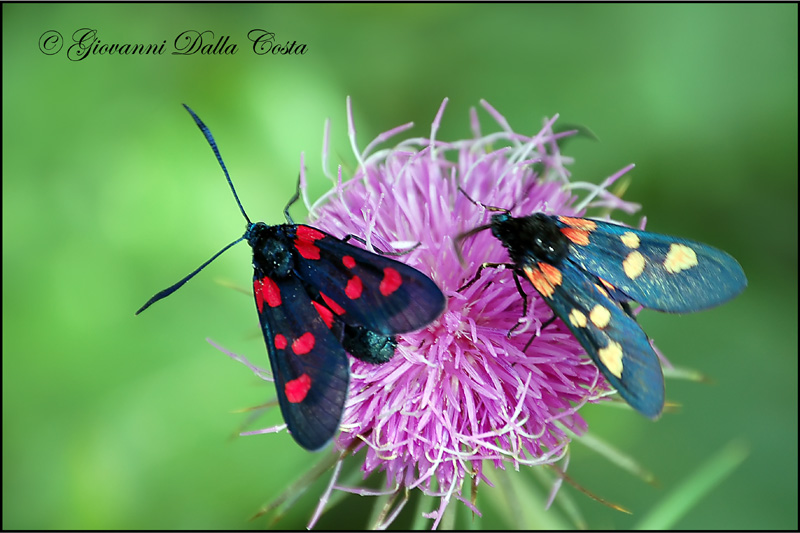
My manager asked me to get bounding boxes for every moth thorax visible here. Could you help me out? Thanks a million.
[491,213,569,265]
[247,223,294,277]
[527,214,570,263]
[255,240,294,277]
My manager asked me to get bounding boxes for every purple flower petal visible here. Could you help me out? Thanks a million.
[298,99,639,527]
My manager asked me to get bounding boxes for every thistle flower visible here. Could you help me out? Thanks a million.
[227,98,643,528]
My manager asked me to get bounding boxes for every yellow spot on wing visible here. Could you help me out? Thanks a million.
[590,304,611,329]
[621,231,640,249]
[664,243,698,273]
[598,340,624,378]
[569,309,587,328]
[623,250,646,279]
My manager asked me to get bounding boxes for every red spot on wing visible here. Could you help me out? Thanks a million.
[292,332,315,355]
[284,373,312,403]
[320,292,345,315]
[342,255,356,269]
[345,276,363,299]
[274,334,288,350]
[254,277,281,312]
[294,241,320,260]
[254,280,263,312]
[312,300,334,328]
[379,267,402,296]
[294,226,325,260]
[296,226,325,241]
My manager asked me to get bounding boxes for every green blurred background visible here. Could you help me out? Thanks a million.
[3,4,796,530]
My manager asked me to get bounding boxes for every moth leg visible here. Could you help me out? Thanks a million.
[457,262,516,293]
[522,314,558,351]
[282,175,302,224]
[507,271,530,337]
[339,234,421,257]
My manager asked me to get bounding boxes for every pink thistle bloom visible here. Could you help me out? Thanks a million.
[226,98,643,528]
[301,98,639,528]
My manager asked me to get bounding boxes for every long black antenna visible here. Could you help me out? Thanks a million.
[135,105,251,315]
[182,104,251,224]
[135,237,244,314]
[453,186,509,266]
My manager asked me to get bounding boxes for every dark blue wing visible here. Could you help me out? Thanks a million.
[288,225,446,335]
[301,279,398,365]
[522,259,665,418]
[253,272,349,451]
[556,217,747,313]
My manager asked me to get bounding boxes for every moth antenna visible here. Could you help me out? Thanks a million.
[136,236,245,314]
[182,104,251,225]
[137,105,252,315]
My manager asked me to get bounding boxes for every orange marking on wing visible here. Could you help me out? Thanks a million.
[538,262,563,287]
[524,266,555,298]
[560,227,590,246]
[599,278,616,292]
[558,216,597,231]
[595,283,610,299]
